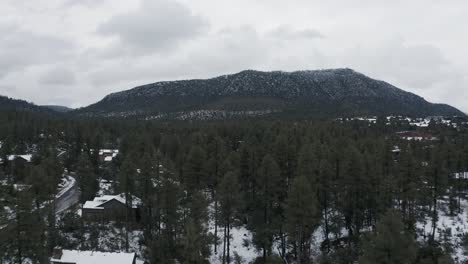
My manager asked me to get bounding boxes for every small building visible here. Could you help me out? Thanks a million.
[0,154,33,165]
[391,145,401,159]
[454,172,468,180]
[83,193,141,221]
[51,248,136,264]
[99,149,119,162]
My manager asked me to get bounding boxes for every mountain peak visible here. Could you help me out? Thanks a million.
[78,69,464,119]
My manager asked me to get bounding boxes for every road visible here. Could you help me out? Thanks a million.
[55,174,80,214]
[0,174,80,253]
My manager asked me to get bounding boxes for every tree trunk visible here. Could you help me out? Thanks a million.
[227,218,231,264]
[214,194,218,254]
[222,224,227,264]
[323,201,330,252]
[430,172,438,242]
[125,196,130,252]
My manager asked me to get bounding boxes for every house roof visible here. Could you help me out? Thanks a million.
[99,149,119,156]
[6,154,33,162]
[83,193,142,210]
[455,172,468,179]
[51,250,135,264]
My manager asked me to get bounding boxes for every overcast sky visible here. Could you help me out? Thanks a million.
[1,0,467,112]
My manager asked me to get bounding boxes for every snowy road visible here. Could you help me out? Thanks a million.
[55,174,80,214]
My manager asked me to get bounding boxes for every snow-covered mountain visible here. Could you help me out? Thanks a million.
[78,69,464,119]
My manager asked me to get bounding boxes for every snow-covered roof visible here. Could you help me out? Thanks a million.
[104,156,113,162]
[83,200,105,210]
[454,172,468,180]
[83,193,142,210]
[51,250,135,264]
[391,146,401,153]
[6,154,33,162]
[99,149,119,155]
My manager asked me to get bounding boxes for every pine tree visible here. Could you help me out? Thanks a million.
[252,154,282,261]
[138,153,156,244]
[151,174,183,263]
[118,156,137,252]
[182,219,209,264]
[360,210,417,264]
[183,146,207,193]
[218,171,241,264]
[285,175,320,263]
[76,153,98,203]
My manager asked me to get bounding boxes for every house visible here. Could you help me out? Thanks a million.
[7,154,33,162]
[0,154,33,165]
[51,248,136,264]
[99,149,119,162]
[83,193,141,221]
[454,172,468,180]
[89,149,119,162]
[391,145,401,159]
[0,154,33,182]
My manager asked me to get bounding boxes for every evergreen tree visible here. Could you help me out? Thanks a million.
[183,146,207,193]
[218,172,241,264]
[285,175,320,263]
[76,153,98,203]
[360,210,417,264]
[118,155,137,252]
[252,154,282,261]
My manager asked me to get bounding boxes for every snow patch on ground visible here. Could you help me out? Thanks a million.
[207,202,259,263]
[417,197,468,263]
[209,224,258,264]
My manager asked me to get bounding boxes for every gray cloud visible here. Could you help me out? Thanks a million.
[268,25,324,40]
[0,0,467,112]
[39,67,76,85]
[338,39,454,88]
[62,0,105,7]
[0,24,74,78]
[97,0,208,56]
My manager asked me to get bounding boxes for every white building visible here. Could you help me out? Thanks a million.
[454,172,468,180]
[51,248,136,264]
[0,154,33,164]
[99,149,119,162]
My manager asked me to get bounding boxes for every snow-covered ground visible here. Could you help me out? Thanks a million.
[209,224,258,264]
[207,201,259,263]
[0,206,14,229]
[417,197,468,263]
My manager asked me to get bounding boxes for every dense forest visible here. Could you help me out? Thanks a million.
[1,109,468,264]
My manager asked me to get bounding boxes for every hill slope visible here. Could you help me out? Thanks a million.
[0,95,51,113]
[78,69,464,119]
[42,105,73,113]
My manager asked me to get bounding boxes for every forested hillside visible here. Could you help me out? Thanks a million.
[1,108,468,263]
[0,96,51,113]
[78,69,464,119]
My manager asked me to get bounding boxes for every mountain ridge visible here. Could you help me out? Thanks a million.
[0,95,51,113]
[76,69,464,119]
[42,105,74,113]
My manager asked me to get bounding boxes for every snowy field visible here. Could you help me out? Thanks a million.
[417,197,468,263]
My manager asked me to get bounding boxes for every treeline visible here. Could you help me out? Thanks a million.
[72,120,468,263]
[1,112,468,263]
